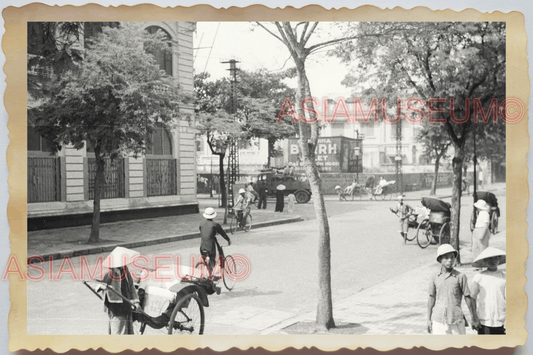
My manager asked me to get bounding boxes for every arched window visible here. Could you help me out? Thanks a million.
[146,26,172,76]
[147,125,173,157]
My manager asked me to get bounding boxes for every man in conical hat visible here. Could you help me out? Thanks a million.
[470,247,506,334]
[98,247,141,334]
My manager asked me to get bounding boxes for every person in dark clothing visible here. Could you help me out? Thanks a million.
[199,207,231,279]
[365,176,376,200]
[275,184,285,212]
[257,182,268,209]
[97,247,141,335]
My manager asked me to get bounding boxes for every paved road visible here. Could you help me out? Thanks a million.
[27,189,505,335]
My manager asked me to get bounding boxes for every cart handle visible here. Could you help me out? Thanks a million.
[83,281,103,301]
[85,281,151,318]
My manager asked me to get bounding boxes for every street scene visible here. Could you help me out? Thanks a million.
[25,20,508,340]
[27,185,506,335]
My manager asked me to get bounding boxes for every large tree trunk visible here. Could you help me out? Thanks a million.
[430,155,441,196]
[450,141,465,264]
[294,60,335,331]
[88,148,105,243]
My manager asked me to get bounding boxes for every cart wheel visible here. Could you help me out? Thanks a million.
[223,255,237,291]
[405,217,417,242]
[168,293,205,335]
[416,221,432,249]
[229,214,238,234]
[439,222,450,245]
[243,214,252,232]
[490,212,499,234]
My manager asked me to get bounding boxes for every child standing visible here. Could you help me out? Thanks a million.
[427,244,479,334]
[470,247,506,334]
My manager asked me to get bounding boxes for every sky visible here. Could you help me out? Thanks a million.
[193,22,353,100]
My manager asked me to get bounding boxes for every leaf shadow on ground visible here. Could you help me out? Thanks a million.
[219,288,283,299]
[283,321,370,335]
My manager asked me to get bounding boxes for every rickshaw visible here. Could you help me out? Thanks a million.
[84,248,237,335]
[374,180,396,200]
[416,197,451,249]
[470,191,500,234]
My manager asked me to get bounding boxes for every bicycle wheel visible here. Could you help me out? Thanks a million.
[438,222,450,245]
[416,221,432,249]
[490,212,499,234]
[380,188,386,200]
[168,293,205,335]
[243,214,252,232]
[223,255,237,291]
[230,214,238,234]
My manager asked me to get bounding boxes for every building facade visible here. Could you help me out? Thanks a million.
[27,22,198,229]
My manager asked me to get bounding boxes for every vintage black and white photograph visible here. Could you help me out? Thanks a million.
[23,19,512,339]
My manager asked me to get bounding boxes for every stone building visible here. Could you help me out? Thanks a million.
[27,22,198,230]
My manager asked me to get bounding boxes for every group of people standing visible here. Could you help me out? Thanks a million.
[428,244,506,335]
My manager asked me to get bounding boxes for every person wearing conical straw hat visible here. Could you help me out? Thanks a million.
[470,247,506,334]
[98,246,141,334]
[472,199,492,260]
[427,244,479,334]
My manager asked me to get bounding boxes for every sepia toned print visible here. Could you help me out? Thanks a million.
[3,3,529,353]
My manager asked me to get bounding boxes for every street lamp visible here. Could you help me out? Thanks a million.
[354,147,360,181]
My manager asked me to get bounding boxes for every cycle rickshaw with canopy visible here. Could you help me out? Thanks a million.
[416,197,452,249]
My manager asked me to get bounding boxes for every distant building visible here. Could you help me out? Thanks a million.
[27,22,198,230]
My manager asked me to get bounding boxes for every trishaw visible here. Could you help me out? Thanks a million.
[374,180,396,200]
[470,191,500,234]
[416,197,451,249]
[84,247,237,335]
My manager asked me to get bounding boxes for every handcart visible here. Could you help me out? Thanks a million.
[84,263,219,335]
[416,197,451,249]
[470,191,500,234]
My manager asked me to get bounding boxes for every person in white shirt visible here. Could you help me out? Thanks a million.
[472,199,491,260]
[470,247,506,334]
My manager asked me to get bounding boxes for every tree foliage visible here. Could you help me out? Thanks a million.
[334,22,506,260]
[29,23,191,242]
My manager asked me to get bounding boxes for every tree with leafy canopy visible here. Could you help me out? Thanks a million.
[334,22,506,263]
[29,23,191,243]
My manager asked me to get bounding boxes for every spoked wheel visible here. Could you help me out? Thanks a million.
[223,255,237,291]
[243,214,252,232]
[405,216,418,242]
[416,221,432,249]
[439,222,450,245]
[490,212,499,234]
[229,213,238,234]
[168,293,205,335]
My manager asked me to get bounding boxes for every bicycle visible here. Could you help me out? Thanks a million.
[348,184,364,201]
[229,208,252,234]
[390,208,418,244]
[195,245,238,291]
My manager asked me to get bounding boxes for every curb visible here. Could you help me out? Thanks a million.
[27,216,304,264]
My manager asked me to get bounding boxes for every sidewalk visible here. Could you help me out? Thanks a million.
[264,229,507,335]
[27,199,302,263]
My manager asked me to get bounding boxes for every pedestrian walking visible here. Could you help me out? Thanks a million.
[275,184,285,212]
[472,199,491,260]
[478,169,484,189]
[335,185,346,201]
[427,244,479,335]
[234,188,252,229]
[98,247,141,335]
[365,176,375,200]
[470,247,506,335]
[389,195,414,241]
[287,193,295,213]
[199,207,231,294]
[247,182,259,202]
[257,182,268,209]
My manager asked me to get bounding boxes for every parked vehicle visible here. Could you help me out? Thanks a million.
[251,169,312,203]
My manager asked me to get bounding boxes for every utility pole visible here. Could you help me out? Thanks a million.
[395,119,403,194]
[222,59,240,211]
